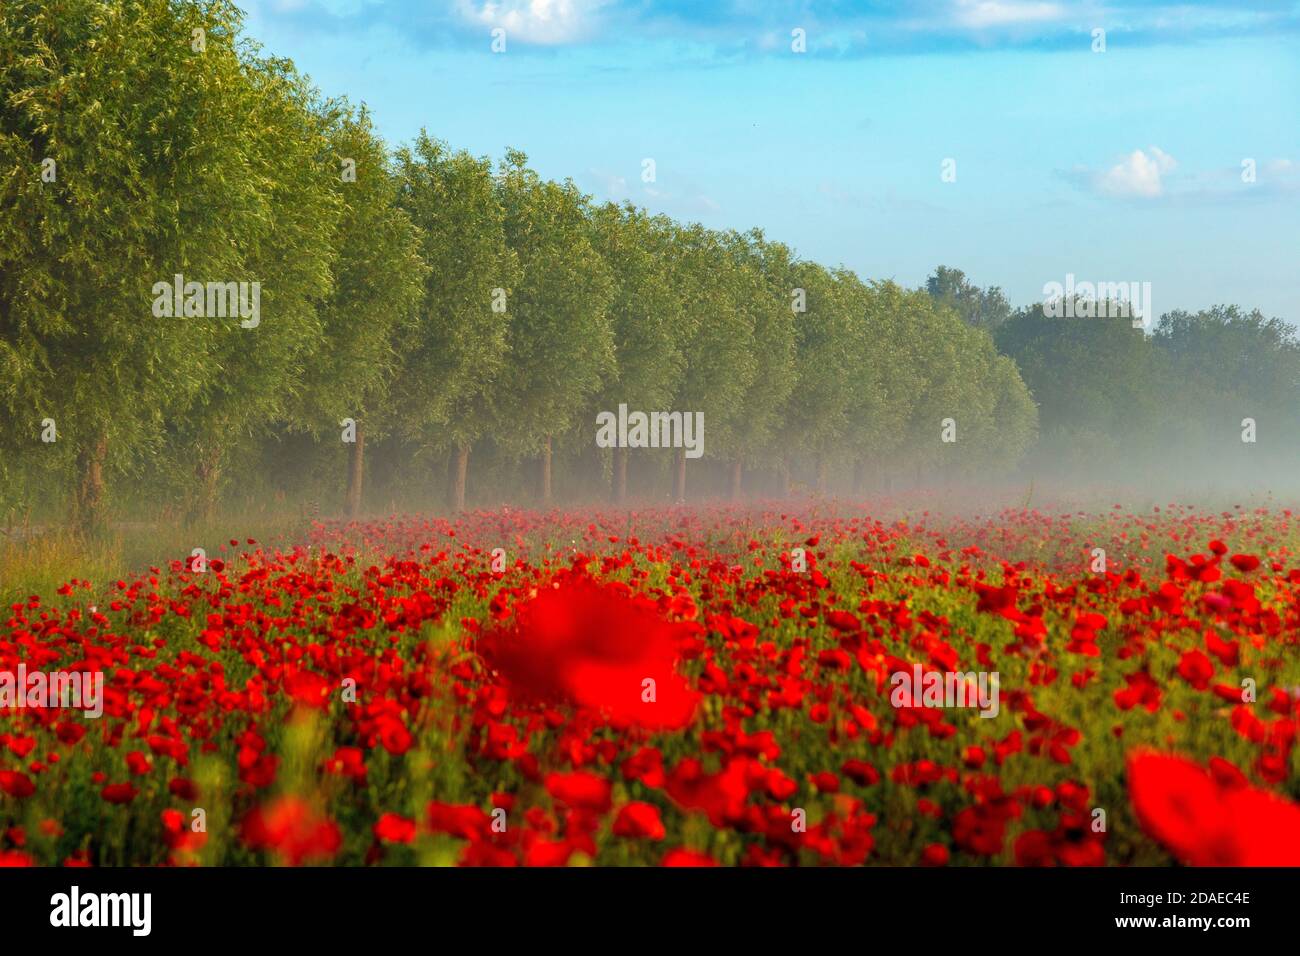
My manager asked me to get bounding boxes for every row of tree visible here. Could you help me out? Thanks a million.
[0,0,1040,529]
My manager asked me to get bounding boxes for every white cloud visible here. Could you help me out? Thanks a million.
[951,0,1066,29]
[455,0,608,45]
[1096,147,1177,198]
[586,168,629,201]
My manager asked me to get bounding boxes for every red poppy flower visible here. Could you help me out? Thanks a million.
[545,771,612,814]
[242,796,342,866]
[921,843,949,866]
[524,839,574,867]
[1128,751,1300,865]
[373,812,417,844]
[842,759,880,786]
[1176,649,1215,690]
[377,718,414,756]
[100,783,138,805]
[0,771,35,799]
[161,808,206,852]
[426,802,489,840]
[286,668,333,709]
[169,777,199,800]
[665,757,752,827]
[662,848,716,867]
[824,610,860,632]
[125,751,151,776]
[613,802,666,840]
[478,574,698,729]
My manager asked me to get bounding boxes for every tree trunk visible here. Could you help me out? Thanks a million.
[778,459,791,497]
[671,447,686,502]
[345,424,365,518]
[612,446,628,504]
[448,444,469,512]
[539,435,552,505]
[73,433,108,536]
[852,458,865,495]
[729,459,742,500]
[190,446,222,526]
[816,456,828,493]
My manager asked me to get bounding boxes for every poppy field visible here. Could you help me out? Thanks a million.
[3,500,1300,868]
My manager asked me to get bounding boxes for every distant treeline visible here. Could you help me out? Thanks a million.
[930,265,1300,484]
[1,2,1293,531]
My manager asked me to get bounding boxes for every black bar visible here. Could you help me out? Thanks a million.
[0,865,1281,942]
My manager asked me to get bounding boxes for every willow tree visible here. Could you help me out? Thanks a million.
[494,150,613,505]
[667,225,757,501]
[587,204,690,503]
[775,261,856,493]
[0,0,327,532]
[393,132,518,512]
[724,230,796,498]
[838,274,895,494]
[293,104,425,518]
[169,50,342,523]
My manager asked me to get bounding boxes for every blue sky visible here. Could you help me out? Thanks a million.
[241,0,1299,322]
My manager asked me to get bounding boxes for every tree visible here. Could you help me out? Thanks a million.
[926,265,1012,332]
[841,277,921,493]
[587,204,690,503]
[163,48,341,523]
[1152,305,1300,410]
[983,353,1039,474]
[896,290,979,480]
[391,132,516,512]
[292,104,425,518]
[995,303,1162,476]
[0,0,328,532]
[725,230,796,498]
[1150,305,1300,476]
[494,150,613,505]
[665,225,757,501]
[776,261,854,493]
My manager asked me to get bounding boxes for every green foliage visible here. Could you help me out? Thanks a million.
[995,301,1300,481]
[926,265,1012,331]
[996,304,1168,475]
[492,150,614,455]
[668,224,758,458]
[1153,305,1300,436]
[588,203,690,415]
[294,103,425,438]
[392,132,517,452]
[779,260,855,462]
[727,230,796,467]
[0,0,273,524]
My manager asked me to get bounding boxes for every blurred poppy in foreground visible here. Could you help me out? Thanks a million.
[1127,751,1300,865]
[241,796,342,866]
[478,574,698,729]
